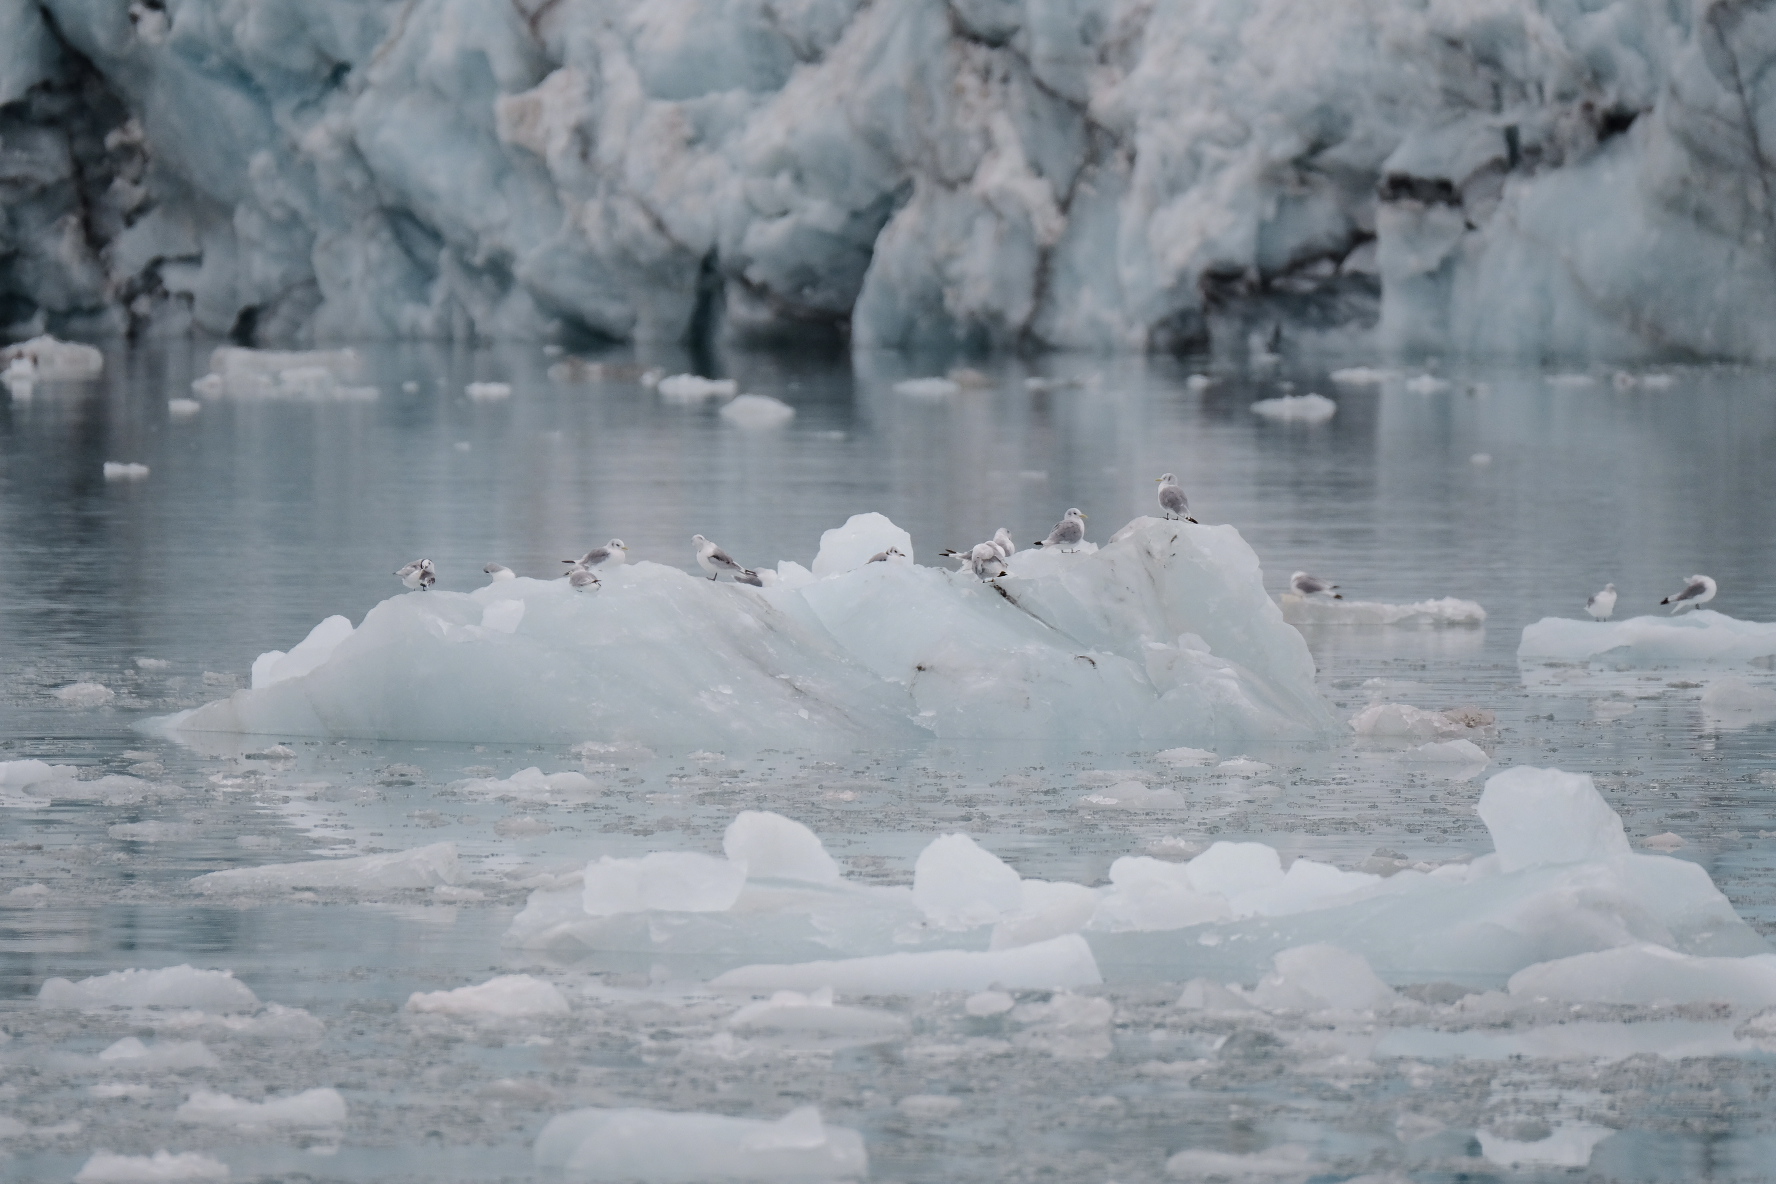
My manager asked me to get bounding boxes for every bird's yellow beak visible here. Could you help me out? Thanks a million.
[1154,477,1162,482]
[1080,513,1088,519]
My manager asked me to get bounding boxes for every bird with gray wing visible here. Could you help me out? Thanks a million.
[1034,508,1087,552]
[1155,473,1198,522]
[564,539,628,572]
[693,534,755,582]
[395,559,436,591]
[1660,574,1716,613]
[568,568,601,592]
[1290,571,1341,599]
[483,562,516,582]
[1585,583,1617,620]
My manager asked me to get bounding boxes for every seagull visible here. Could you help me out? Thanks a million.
[568,568,601,592]
[693,534,754,581]
[395,559,436,591]
[734,569,767,587]
[1585,583,1617,620]
[1290,571,1341,599]
[1155,474,1198,522]
[483,563,516,582]
[991,527,1016,559]
[1034,508,1087,552]
[968,542,1007,580]
[1661,574,1716,614]
[564,540,628,571]
[868,547,906,563]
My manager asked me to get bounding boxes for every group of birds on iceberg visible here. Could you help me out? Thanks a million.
[1582,575,1717,620]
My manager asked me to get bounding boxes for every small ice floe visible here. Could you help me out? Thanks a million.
[39,966,260,1012]
[55,681,116,706]
[1401,738,1490,776]
[1155,746,1217,766]
[195,346,375,399]
[892,377,960,397]
[167,398,201,416]
[1701,676,1776,728]
[454,767,594,800]
[1518,610,1776,667]
[1351,702,1488,742]
[534,1104,866,1182]
[190,843,459,894]
[1479,1124,1615,1170]
[1404,373,1450,393]
[103,462,150,480]
[406,974,570,1018]
[719,393,795,427]
[177,1087,345,1129]
[1164,1144,1322,1182]
[1,334,104,379]
[73,1150,229,1183]
[1281,594,1485,626]
[1215,758,1270,776]
[724,987,908,1047]
[466,381,512,400]
[1077,780,1186,809]
[87,1036,220,1072]
[1642,832,1687,851]
[1329,366,1392,385]
[657,374,737,400]
[1251,392,1336,422]
[1184,373,1213,392]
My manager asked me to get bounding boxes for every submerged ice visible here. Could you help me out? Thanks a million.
[169,516,1334,747]
[9,0,1776,358]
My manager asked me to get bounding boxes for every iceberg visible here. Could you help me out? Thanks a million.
[10,0,1776,358]
[165,516,1334,747]
[1519,611,1776,667]
[1282,595,1485,626]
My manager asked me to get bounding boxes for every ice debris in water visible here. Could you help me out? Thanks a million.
[190,843,458,894]
[1329,366,1394,385]
[656,374,737,400]
[1155,746,1217,766]
[39,966,260,1013]
[166,397,201,416]
[1281,594,1486,626]
[1164,1144,1321,1182]
[54,681,117,705]
[177,1088,346,1129]
[73,1150,229,1183]
[534,1104,865,1182]
[724,987,907,1045]
[406,974,570,1018]
[88,1036,221,1071]
[192,347,375,400]
[719,393,795,427]
[165,515,1333,747]
[1519,609,1776,666]
[465,381,512,400]
[1701,676,1776,727]
[1350,702,1480,742]
[0,335,103,379]
[451,767,597,800]
[1251,393,1336,422]
[103,462,150,480]
[892,377,961,397]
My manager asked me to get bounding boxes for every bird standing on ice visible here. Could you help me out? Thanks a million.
[991,527,1015,560]
[1290,571,1341,599]
[1155,474,1198,522]
[1034,508,1087,552]
[867,547,907,564]
[395,559,436,591]
[568,568,601,592]
[968,542,1007,580]
[483,563,516,582]
[693,534,754,581]
[1661,574,1716,613]
[1585,583,1617,620]
[564,540,627,572]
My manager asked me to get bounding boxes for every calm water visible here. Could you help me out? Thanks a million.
[2,342,1774,1182]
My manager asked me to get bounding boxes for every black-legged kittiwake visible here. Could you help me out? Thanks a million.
[483,562,516,582]
[1660,574,1716,613]
[693,534,754,581]
[395,559,436,591]
[564,539,628,571]
[1290,571,1341,598]
[1034,508,1087,551]
[1585,583,1617,620]
[568,568,601,592]
[1155,473,1198,522]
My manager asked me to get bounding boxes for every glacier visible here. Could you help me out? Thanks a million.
[163,515,1336,747]
[6,0,1776,358]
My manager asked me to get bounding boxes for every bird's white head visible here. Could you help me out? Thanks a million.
[609,539,626,550]
[1067,507,1086,519]
[1156,473,1176,484]
[692,534,707,546]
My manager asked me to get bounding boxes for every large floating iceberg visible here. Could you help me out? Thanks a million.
[7,0,1776,357]
[1519,611,1776,668]
[504,769,1770,992]
[167,516,1334,748]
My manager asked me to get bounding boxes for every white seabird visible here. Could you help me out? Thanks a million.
[395,559,436,591]
[1660,574,1716,613]
[1585,583,1617,620]
[968,542,1007,580]
[867,547,907,564]
[1289,571,1340,598]
[568,568,601,592]
[693,534,754,581]
[1034,508,1087,552]
[483,562,516,582]
[564,539,629,571]
[1155,473,1197,522]
[991,527,1015,559]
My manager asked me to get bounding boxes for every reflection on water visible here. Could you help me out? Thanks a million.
[2,343,1775,1181]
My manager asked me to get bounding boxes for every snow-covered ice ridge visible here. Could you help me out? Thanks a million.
[167,515,1334,746]
[8,1,1776,359]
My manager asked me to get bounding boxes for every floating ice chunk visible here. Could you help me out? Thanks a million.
[250,615,354,689]
[913,833,1023,928]
[1282,595,1485,626]
[1010,991,1114,1058]
[723,812,840,884]
[534,1104,866,1181]
[202,347,372,399]
[191,843,458,893]
[1477,767,1630,873]
[719,393,795,427]
[103,462,149,480]
[1251,393,1336,422]
[151,1003,323,1042]
[1519,610,1776,666]
[177,1088,345,1129]
[1350,702,1467,742]
[896,1094,962,1119]
[1215,758,1269,776]
[1508,945,1776,1010]
[456,767,594,800]
[73,1150,229,1182]
[1078,780,1186,809]
[1478,1124,1613,1169]
[167,398,201,416]
[1164,1143,1320,1181]
[964,990,1014,1016]
[1403,738,1490,769]
[712,934,1102,993]
[92,1037,220,1071]
[811,512,914,576]
[1403,373,1450,393]
[407,974,570,1018]
[1185,374,1213,392]
[726,988,907,1044]
[40,966,259,1013]
[582,852,747,916]
[1701,676,1776,727]
[1089,857,1229,933]
[1155,746,1217,766]
[0,335,103,378]
[656,374,738,400]
[1248,944,1397,1013]
[892,377,959,397]
[1642,832,1686,850]
[466,381,512,400]
[54,681,116,706]
[1329,366,1392,385]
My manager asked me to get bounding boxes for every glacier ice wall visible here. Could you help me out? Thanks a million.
[6,0,1776,358]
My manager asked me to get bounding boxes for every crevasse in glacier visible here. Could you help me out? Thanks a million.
[6,0,1776,358]
[165,515,1335,746]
